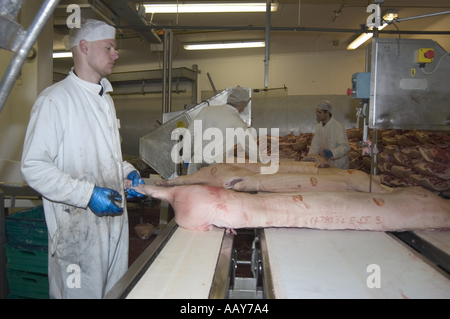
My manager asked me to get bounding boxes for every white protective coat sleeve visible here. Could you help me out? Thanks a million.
[308,117,350,169]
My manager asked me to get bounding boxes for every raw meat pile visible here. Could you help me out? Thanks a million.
[254,129,362,166]
[256,133,313,162]
[256,128,450,197]
[374,130,450,197]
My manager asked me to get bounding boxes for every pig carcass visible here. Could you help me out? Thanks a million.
[127,182,450,232]
[155,164,255,188]
[228,168,388,193]
[156,163,385,193]
[227,173,347,193]
[318,168,386,193]
[225,160,319,174]
[155,162,319,189]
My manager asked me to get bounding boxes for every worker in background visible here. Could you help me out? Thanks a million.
[182,86,258,174]
[308,100,350,169]
[21,19,144,299]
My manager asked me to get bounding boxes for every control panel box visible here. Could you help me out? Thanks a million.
[348,72,371,99]
[414,48,434,64]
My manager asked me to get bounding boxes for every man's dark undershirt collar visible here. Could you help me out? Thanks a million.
[73,69,103,96]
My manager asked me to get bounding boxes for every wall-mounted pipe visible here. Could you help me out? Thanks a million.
[110,89,186,96]
[264,0,271,89]
[168,30,173,113]
[162,30,168,114]
[207,73,217,95]
[387,10,450,24]
[116,24,450,35]
[162,30,174,114]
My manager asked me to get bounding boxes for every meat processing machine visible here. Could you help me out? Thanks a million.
[369,38,450,131]
[349,38,450,175]
[139,87,252,180]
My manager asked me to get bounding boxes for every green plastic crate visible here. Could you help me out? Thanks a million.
[5,205,47,252]
[7,294,29,299]
[6,243,47,274]
[7,270,49,299]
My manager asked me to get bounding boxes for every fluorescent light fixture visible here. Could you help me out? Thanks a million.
[346,30,378,50]
[347,11,398,50]
[383,10,399,21]
[144,3,278,13]
[53,52,73,58]
[184,40,265,50]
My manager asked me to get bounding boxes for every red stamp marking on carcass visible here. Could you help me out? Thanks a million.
[373,197,385,206]
[348,169,356,174]
[292,195,303,202]
[210,166,217,174]
[311,216,334,224]
[310,177,318,187]
[349,216,372,226]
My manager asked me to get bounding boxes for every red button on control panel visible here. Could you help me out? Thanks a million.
[424,50,435,59]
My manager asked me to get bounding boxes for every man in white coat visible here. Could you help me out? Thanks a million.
[181,86,259,174]
[308,100,350,169]
[21,19,143,298]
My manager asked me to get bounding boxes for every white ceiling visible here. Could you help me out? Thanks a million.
[53,0,450,71]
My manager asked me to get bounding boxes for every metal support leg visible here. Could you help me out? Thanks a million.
[139,199,144,224]
[154,201,170,234]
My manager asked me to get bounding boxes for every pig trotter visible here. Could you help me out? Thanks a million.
[226,228,237,236]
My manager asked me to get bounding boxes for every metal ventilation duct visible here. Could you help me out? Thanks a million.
[101,0,161,44]
[54,0,161,44]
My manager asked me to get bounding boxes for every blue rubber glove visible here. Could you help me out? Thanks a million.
[323,149,333,158]
[126,170,145,199]
[183,162,189,169]
[88,186,123,217]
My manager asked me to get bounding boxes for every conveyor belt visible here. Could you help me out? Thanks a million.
[106,221,450,299]
[126,226,225,299]
[262,228,450,299]
[414,231,450,255]
[392,231,450,274]
[105,219,234,299]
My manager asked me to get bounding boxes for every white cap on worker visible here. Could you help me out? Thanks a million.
[316,100,332,112]
[64,19,116,50]
[228,86,251,105]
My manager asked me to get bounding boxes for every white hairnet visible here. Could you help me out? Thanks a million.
[64,19,116,50]
[316,100,332,112]
[227,86,251,105]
